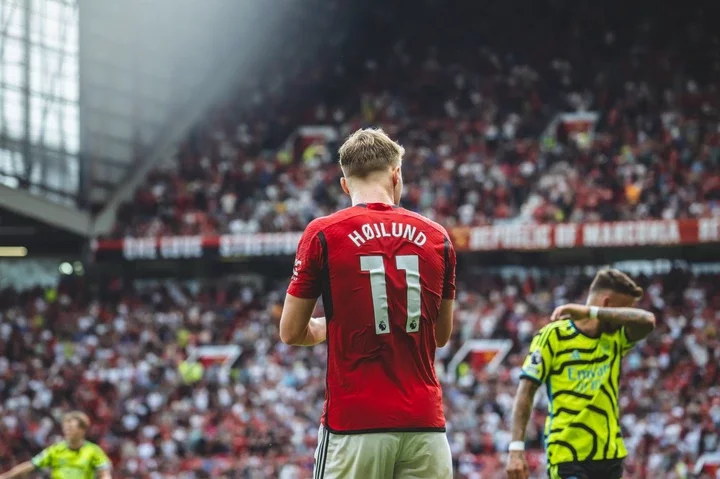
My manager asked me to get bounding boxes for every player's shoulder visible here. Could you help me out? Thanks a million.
[301,206,368,235]
[44,441,67,455]
[83,441,106,454]
[302,205,451,242]
[536,320,570,333]
[299,215,334,238]
[535,320,571,343]
[395,208,451,240]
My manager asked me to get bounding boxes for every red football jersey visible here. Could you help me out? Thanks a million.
[287,203,456,433]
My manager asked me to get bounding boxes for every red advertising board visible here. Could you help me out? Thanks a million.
[449,218,720,251]
[91,218,720,261]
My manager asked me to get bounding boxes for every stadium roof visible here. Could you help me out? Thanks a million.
[1,0,334,236]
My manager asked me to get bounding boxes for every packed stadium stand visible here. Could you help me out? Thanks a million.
[109,2,720,238]
[1,267,718,478]
[1,1,719,479]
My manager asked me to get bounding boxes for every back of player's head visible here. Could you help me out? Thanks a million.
[338,128,405,178]
[63,411,90,430]
[589,268,643,299]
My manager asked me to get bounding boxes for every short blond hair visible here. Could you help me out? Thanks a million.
[590,268,644,299]
[63,411,90,430]
[338,128,405,178]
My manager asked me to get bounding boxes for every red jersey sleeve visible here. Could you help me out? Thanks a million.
[287,222,324,299]
[443,238,457,300]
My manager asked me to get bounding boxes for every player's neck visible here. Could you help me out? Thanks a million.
[67,438,85,449]
[350,187,395,206]
[574,317,602,337]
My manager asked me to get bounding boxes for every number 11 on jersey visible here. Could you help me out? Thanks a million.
[360,255,421,335]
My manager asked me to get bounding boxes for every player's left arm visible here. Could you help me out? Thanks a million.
[436,300,454,347]
[436,238,456,347]
[280,224,326,346]
[596,307,656,342]
[551,304,656,342]
[91,445,112,479]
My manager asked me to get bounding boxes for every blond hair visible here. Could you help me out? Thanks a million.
[338,128,405,178]
[589,268,644,299]
[63,411,90,430]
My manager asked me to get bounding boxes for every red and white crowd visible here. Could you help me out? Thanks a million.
[1,268,718,478]
[109,3,719,239]
[2,2,719,479]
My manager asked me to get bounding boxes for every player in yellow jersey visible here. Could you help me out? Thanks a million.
[0,411,111,479]
[506,269,656,479]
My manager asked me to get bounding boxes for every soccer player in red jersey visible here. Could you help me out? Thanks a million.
[280,128,456,478]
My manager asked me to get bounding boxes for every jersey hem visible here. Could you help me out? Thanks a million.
[519,373,542,385]
[323,424,446,435]
[548,454,627,466]
[286,290,320,300]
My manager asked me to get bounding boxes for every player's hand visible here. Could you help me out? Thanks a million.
[506,450,529,479]
[550,303,590,322]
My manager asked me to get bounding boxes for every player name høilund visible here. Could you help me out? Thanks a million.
[348,222,428,247]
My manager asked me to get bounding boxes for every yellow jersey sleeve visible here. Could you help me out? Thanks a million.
[31,444,56,469]
[520,326,555,384]
[90,444,112,470]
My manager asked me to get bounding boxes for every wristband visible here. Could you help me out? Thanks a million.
[508,441,525,452]
[589,306,599,319]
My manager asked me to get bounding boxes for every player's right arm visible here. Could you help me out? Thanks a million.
[280,299,326,346]
[435,238,457,347]
[0,461,35,479]
[507,378,540,479]
[280,222,326,346]
[507,328,554,479]
[0,443,57,479]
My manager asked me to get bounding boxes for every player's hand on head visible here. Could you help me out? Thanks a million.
[550,303,590,322]
[505,451,529,479]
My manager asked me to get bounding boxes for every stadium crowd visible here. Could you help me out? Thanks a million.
[110,2,720,239]
[1,267,718,478]
[3,2,718,479]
